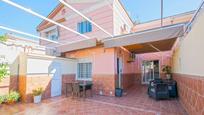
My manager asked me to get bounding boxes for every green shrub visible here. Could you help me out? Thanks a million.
[6,91,20,103]
[0,35,7,42]
[0,64,10,82]
[32,87,43,96]
[0,95,6,104]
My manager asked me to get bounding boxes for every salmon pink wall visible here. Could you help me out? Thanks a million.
[135,51,172,74]
[132,12,193,32]
[65,47,115,75]
[40,1,114,47]
[65,46,116,96]
[115,48,136,74]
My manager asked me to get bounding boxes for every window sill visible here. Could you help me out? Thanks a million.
[76,78,92,81]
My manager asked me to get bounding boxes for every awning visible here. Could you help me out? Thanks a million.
[103,24,185,54]
[57,38,97,52]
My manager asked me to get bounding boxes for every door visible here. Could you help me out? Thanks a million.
[142,60,160,84]
[116,58,123,88]
[50,62,62,97]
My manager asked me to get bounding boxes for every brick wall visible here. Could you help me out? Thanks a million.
[22,75,52,103]
[122,73,136,90]
[19,74,76,103]
[92,75,115,96]
[0,76,18,96]
[62,74,75,95]
[18,75,26,102]
[173,73,204,115]
[135,73,142,85]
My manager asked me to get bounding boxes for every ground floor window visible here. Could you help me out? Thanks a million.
[77,62,92,80]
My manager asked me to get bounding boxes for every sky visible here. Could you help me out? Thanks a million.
[0,0,203,38]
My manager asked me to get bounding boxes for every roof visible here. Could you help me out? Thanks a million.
[37,3,64,31]
[57,38,97,53]
[36,0,133,31]
[103,23,185,54]
[137,10,195,25]
[131,10,194,33]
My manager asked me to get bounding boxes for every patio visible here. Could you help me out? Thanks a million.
[0,84,186,115]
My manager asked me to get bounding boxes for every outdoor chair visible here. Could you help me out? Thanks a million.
[84,81,93,97]
[148,80,169,100]
[78,81,93,97]
[65,83,73,97]
[72,82,83,98]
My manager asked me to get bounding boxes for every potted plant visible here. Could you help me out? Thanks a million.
[6,91,20,104]
[162,65,172,80]
[32,87,43,104]
[115,88,123,97]
[0,95,6,105]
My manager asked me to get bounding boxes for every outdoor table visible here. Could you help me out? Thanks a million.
[79,83,93,98]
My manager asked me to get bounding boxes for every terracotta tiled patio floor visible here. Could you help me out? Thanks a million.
[0,85,186,115]
[89,85,187,115]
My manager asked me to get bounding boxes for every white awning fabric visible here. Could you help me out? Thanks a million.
[103,24,185,53]
[57,38,97,53]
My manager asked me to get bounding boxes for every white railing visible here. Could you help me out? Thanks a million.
[185,0,204,34]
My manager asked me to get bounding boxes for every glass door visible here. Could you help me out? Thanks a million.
[142,60,160,84]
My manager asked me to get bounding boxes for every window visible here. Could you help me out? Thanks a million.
[46,28,59,41]
[77,21,92,34]
[77,63,92,80]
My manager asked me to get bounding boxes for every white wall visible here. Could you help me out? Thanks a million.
[113,0,133,35]
[0,43,20,75]
[173,9,204,77]
[27,55,77,75]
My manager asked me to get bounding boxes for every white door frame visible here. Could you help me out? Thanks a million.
[118,58,123,88]
[141,60,160,84]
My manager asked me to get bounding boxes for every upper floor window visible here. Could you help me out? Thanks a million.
[77,21,92,34]
[45,28,59,41]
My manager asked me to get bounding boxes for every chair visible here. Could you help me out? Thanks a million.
[65,83,73,97]
[72,82,83,98]
[79,81,93,97]
[148,80,169,100]
[84,81,93,97]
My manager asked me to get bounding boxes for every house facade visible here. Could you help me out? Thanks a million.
[37,0,194,97]
[0,0,203,114]
[37,0,135,96]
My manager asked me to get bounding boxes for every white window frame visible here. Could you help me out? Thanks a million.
[42,26,59,41]
[76,58,92,81]
[77,20,92,34]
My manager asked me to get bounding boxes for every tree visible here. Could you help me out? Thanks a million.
[0,35,7,42]
[0,64,9,82]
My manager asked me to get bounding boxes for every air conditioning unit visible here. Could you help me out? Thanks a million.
[45,48,61,57]
[127,53,135,63]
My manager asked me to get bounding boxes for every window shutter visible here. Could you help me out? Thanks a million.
[80,22,82,34]
[77,21,92,34]
[89,22,92,32]
[83,21,86,33]
[85,21,88,32]
[77,23,80,33]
